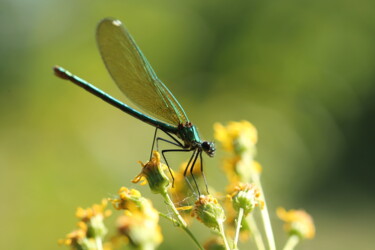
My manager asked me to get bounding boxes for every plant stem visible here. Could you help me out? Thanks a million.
[159,212,178,224]
[245,153,276,250]
[218,220,231,250]
[95,237,103,250]
[247,214,265,250]
[233,208,244,249]
[257,183,276,250]
[161,191,187,227]
[283,235,299,250]
[160,192,203,250]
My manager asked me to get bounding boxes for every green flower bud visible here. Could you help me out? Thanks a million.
[230,183,261,215]
[132,151,170,194]
[192,195,226,230]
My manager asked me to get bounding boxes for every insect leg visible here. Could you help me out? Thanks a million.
[156,137,182,152]
[161,130,184,147]
[150,127,159,159]
[155,129,184,153]
[199,152,209,194]
[161,148,193,187]
[188,150,201,196]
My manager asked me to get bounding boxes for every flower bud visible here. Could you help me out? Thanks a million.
[192,195,226,230]
[132,151,170,194]
[230,183,262,215]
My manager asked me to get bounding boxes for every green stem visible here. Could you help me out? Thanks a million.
[283,235,299,250]
[160,192,203,250]
[95,237,103,250]
[218,220,231,250]
[159,212,179,224]
[244,153,276,250]
[233,208,244,249]
[257,183,276,250]
[161,191,187,227]
[246,214,266,250]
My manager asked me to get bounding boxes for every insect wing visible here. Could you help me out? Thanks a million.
[96,18,188,126]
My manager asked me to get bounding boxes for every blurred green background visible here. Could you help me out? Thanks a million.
[1,0,375,249]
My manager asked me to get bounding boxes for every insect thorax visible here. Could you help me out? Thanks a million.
[177,122,202,148]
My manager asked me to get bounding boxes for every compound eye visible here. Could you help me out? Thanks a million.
[202,141,210,150]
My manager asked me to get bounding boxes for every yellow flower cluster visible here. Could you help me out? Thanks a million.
[59,120,315,250]
[214,121,261,184]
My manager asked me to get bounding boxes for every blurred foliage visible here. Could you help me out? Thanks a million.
[1,0,375,249]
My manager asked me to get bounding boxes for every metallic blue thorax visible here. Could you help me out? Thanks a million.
[177,123,202,148]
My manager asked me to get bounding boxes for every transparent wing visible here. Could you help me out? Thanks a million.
[96,18,189,126]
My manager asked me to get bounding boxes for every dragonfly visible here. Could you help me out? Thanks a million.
[54,18,215,194]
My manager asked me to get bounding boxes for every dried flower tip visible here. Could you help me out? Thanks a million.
[192,195,226,230]
[132,151,170,194]
[277,207,315,239]
[214,121,257,155]
[230,183,262,215]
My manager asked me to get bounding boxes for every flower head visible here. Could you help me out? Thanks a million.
[228,183,263,215]
[192,195,226,230]
[110,187,143,211]
[132,151,170,194]
[277,207,315,239]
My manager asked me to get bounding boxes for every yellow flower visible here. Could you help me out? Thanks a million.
[132,151,170,194]
[277,207,315,239]
[59,200,111,249]
[116,207,162,249]
[108,186,162,248]
[75,199,111,239]
[214,121,257,155]
[110,186,159,224]
[76,199,111,221]
[110,187,143,211]
[192,195,226,230]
